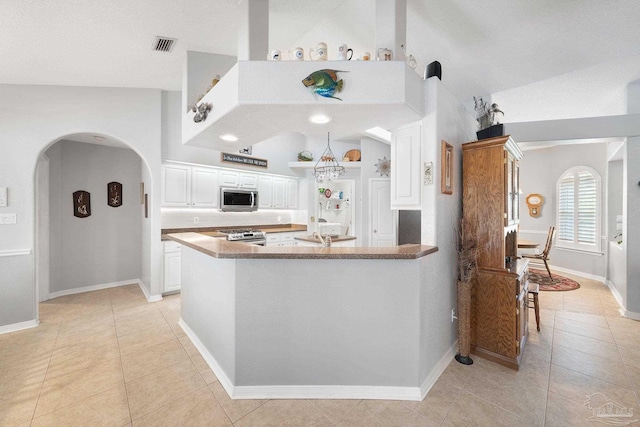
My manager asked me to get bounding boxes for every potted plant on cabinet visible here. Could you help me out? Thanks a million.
[454,219,481,365]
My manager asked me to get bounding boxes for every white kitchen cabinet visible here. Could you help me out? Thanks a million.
[219,170,258,188]
[391,121,422,209]
[163,241,182,293]
[191,167,219,208]
[162,161,297,210]
[273,178,286,208]
[258,175,274,208]
[258,175,297,209]
[266,231,306,247]
[285,178,298,209]
[162,164,191,207]
[162,163,219,207]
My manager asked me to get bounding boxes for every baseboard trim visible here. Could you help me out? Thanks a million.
[137,280,162,302]
[232,384,422,401]
[606,280,625,308]
[48,279,143,300]
[179,318,235,396]
[0,319,39,335]
[420,341,458,400]
[605,281,640,321]
[620,310,640,321]
[179,318,424,401]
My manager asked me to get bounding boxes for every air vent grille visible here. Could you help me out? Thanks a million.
[153,37,176,52]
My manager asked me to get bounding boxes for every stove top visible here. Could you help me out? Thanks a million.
[220,229,266,241]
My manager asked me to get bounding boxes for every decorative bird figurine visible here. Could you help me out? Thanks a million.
[489,103,504,124]
[302,69,347,101]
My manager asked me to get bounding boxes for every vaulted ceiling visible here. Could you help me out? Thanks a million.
[2,0,639,112]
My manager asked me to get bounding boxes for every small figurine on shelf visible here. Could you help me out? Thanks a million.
[192,102,212,123]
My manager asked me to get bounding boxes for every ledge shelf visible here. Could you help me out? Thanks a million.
[182,58,425,150]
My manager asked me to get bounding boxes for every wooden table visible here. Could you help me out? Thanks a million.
[517,239,539,249]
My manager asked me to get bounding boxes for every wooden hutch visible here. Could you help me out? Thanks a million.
[462,135,529,370]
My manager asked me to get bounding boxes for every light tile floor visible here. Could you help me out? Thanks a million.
[1,271,639,426]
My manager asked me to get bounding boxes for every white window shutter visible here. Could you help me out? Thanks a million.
[556,167,601,252]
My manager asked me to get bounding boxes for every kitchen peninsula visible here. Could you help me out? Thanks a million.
[167,232,439,401]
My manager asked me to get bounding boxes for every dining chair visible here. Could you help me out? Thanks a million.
[523,226,555,278]
[528,282,540,331]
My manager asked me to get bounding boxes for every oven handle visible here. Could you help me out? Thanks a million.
[251,192,255,207]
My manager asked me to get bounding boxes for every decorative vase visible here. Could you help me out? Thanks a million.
[455,280,473,365]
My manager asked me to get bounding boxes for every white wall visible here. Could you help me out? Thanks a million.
[518,144,608,278]
[0,84,162,329]
[45,140,142,294]
[624,137,640,315]
[419,78,476,383]
[485,55,639,122]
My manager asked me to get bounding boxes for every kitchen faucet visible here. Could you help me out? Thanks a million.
[313,231,331,247]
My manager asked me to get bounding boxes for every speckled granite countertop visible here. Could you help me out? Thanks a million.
[295,235,357,243]
[161,224,307,240]
[166,232,438,260]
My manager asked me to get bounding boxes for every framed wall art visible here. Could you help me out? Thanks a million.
[73,190,91,218]
[108,182,122,207]
[441,140,453,195]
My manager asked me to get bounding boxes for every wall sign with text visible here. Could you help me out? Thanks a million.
[221,153,268,168]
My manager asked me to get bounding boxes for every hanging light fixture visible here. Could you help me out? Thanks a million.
[314,132,345,183]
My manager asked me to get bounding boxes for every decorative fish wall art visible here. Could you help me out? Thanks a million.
[302,69,347,101]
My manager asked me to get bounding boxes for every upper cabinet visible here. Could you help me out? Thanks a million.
[219,170,258,188]
[462,135,523,269]
[258,175,297,209]
[162,161,297,210]
[161,164,218,208]
[161,164,191,207]
[390,121,422,210]
[191,167,219,208]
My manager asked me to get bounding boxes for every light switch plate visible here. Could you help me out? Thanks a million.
[0,213,16,224]
[0,187,7,207]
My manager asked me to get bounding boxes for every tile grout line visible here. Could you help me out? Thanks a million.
[111,290,134,426]
[28,302,64,425]
[543,309,557,427]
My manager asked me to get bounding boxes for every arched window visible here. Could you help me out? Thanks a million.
[556,166,601,252]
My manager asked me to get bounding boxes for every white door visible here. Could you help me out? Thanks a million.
[370,179,397,247]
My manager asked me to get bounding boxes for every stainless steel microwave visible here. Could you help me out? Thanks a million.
[220,188,258,212]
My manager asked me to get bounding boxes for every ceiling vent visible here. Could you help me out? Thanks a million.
[153,37,176,52]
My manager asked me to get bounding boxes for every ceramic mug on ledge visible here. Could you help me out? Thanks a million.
[377,48,393,61]
[268,50,281,61]
[288,47,305,61]
[337,44,353,60]
[309,42,327,61]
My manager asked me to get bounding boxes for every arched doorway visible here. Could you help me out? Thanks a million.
[34,132,154,309]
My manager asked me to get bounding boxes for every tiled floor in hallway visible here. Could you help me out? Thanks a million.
[1,271,639,426]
